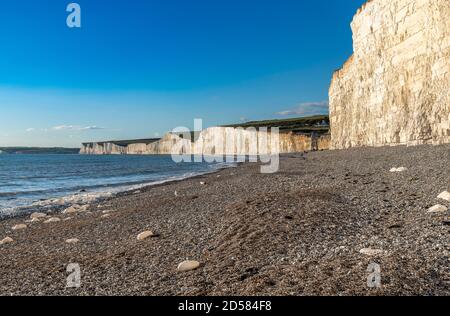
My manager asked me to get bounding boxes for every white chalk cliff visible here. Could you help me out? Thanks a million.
[329,0,450,149]
[80,128,330,155]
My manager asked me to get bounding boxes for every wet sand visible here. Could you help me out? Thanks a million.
[0,144,449,296]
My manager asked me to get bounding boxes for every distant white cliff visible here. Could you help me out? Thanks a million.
[80,127,330,155]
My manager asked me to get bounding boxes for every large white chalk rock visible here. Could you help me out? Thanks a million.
[30,212,46,220]
[437,191,450,202]
[65,238,80,244]
[359,248,384,256]
[12,224,27,231]
[177,260,201,272]
[390,167,408,173]
[428,204,448,213]
[137,231,155,241]
[44,217,61,224]
[0,237,14,245]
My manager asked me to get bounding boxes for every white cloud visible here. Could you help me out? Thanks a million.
[239,117,249,123]
[277,101,329,116]
[25,128,36,132]
[79,126,106,131]
[52,125,106,131]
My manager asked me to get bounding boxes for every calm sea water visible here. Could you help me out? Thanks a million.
[0,154,229,217]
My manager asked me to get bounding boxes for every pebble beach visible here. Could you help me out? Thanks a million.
[0,144,449,296]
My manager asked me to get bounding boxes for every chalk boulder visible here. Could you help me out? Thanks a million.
[359,248,384,256]
[0,237,14,245]
[44,217,61,224]
[12,224,27,231]
[137,231,155,241]
[437,191,450,202]
[428,205,448,213]
[177,260,201,272]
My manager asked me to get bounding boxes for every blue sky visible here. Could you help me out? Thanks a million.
[0,0,366,147]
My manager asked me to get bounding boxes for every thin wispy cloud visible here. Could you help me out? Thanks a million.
[239,117,249,123]
[25,128,36,132]
[277,101,329,116]
[52,125,106,131]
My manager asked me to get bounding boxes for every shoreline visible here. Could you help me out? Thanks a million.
[0,162,237,221]
[0,144,449,295]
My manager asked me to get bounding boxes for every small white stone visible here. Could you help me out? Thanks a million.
[428,204,448,213]
[25,218,40,223]
[30,212,46,220]
[44,217,61,224]
[437,191,450,202]
[177,260,201,272]
[359,248,383,256]
[101,214,110,219]
[390,167,408,172]
[62,206,79,214]
[200,182,206,185]
[0,237,14,245]
[137,231,155,241]
[79,205,89,212]
[65,238,79,244]
[102,210,114,214]
[12,224,27,231]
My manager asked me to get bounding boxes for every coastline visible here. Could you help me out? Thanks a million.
[0,160,236,220]
[0,144,449,295]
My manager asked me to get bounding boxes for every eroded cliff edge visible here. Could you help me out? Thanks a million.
[329,0,450,149]
[80,128,331,155]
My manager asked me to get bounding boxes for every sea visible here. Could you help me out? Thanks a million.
[0,154,232,218]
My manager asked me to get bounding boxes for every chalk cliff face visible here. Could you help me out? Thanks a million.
[329,0,450,149]
[80,128,330,155]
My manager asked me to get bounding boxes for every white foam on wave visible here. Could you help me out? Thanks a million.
[0,161,236,219]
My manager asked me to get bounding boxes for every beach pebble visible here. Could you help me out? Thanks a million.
[177,260,201,272]
[390,167,408,173]
[25,218,41,223]
[63,217,73,221]
[63,205,80,214]
[102,210,114,214]
[44,217,61,224]
[428,204,448,213]
[200,182,206,185]
[65,238,80,244]
[101,214,111,219]
[12,224,27,231]
[137,231,155,241]
[437,191,450,202]
[79,205,90,212]
[0,237,14,245]
[359,248,384,256]
[30,212,46,220]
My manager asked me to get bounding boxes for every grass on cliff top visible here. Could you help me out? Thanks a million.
[81,115,331,146]
[223,115,330,134]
